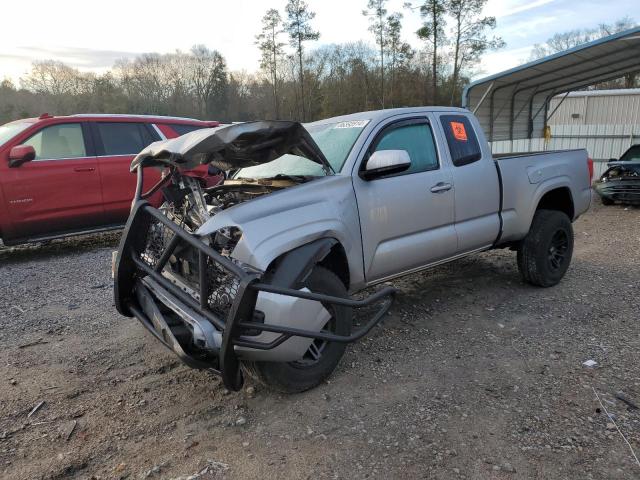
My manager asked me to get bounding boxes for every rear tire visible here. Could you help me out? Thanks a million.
[517,209,574,287]
[243,266,352,393]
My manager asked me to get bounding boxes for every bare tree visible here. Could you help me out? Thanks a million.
[447,0,504,105]
[363,0,389,108]
[21,61,91,97]
[188,45,228,117]
[385,13,414,107]
[530,16,636,59]
[409,0,447,104]
[7,2,511,126]
[285,0,320,121]
[256,9,286,118]
[529,16,637,88]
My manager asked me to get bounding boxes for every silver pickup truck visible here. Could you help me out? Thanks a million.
[114,107,592,393]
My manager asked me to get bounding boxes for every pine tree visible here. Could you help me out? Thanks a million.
[256,9,286,118]
[285,0,320,121]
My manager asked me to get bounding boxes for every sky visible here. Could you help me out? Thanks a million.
[0,0,636,85]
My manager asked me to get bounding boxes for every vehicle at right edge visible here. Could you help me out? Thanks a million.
[113,107,593,394]
[594,144,640,205]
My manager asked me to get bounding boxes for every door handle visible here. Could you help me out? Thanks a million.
[430,182,452,193]
[73,167,95,172]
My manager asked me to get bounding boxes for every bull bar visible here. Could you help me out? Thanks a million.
[114,198,395,391]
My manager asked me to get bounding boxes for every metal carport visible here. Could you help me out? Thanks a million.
[462,26,640,143]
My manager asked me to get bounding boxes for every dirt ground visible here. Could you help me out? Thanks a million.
[0,200,639,480]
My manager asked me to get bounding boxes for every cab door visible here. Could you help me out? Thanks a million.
[3,122,104,240]
[436,113,501,253]
[91,121,161,224]
[353,116,458,282]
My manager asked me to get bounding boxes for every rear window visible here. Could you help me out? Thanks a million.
[167,123,208,136]
[95,122,155,156]
[440,115,482,167]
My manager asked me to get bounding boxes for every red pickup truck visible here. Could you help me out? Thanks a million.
[0,114,219,246]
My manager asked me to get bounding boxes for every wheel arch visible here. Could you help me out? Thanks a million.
[265,237,350,290]
[535,186,575,220]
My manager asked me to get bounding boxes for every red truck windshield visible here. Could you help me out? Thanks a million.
[0,121,32,147]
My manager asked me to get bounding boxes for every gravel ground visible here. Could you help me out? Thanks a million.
[0,200,639,480]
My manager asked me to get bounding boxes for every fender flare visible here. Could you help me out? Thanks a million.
[267,237,338,289]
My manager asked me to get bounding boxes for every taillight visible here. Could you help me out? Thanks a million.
[587,157,594,184]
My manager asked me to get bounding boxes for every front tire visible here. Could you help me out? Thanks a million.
[600,196,614,206]
[243,266,352,393]
[517,209,574,287]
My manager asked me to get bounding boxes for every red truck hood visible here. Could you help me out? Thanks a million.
[130,121,332,174]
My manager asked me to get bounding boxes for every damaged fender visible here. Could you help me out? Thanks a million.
[234,238,342,363]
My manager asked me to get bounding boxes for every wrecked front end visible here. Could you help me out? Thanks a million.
[594,161,640,205]
[114,121,394,391]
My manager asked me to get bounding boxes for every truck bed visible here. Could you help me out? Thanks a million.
[495,149,592,244]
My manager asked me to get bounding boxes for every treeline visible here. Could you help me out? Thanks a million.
[1,1,634,125]
[0,0,505,124]
[529,16,638,89]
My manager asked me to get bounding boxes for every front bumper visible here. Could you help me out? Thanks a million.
[114,200,395,391]
[594,181,640,204]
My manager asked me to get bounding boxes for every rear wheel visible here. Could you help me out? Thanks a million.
[243,266,352,393]
[517,209,574,287]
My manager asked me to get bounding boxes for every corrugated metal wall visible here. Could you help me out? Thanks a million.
[491,123,640,178]
[548,90,640,125]
[490,90,640,179]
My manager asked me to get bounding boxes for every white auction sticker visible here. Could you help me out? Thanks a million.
[334,120,370,129]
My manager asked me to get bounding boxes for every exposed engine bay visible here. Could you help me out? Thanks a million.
[595,161,640,205]
[600,163,640,181]
[130,120,335,333]
[143,172,303,318]
[160,174,299,247]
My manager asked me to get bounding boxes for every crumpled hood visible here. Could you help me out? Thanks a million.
[193,175,360,272]
[131,120,332,173]
[607,160,640,167]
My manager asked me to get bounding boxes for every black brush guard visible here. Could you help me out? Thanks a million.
[115,193,395,391]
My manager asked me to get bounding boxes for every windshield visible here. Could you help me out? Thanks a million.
[0,122,32,147]
[234,120,368,179]
[620,145,640,162]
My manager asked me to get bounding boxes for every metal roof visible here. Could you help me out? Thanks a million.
[462,26,640,142]
[553,88,640,98]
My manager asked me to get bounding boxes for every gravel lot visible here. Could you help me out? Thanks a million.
[0,200,639,480]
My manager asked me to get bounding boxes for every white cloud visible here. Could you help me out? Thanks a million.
[484,0,556,18]
[474,46,534,78]
[0,0,635,87]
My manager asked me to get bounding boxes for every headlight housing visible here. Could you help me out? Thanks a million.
[212,226,242,256]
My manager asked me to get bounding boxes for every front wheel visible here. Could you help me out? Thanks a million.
[517,209,574,287]
[600,196,614,206]
[243,266,352,393]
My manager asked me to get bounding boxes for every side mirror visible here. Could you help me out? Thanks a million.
[8,145,36,167]
[361,150,411,180]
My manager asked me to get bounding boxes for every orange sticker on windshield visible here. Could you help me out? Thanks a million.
[450,121,468,141]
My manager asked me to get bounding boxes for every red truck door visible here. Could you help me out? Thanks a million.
[91,122,161,224]
[2,122,104,241]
